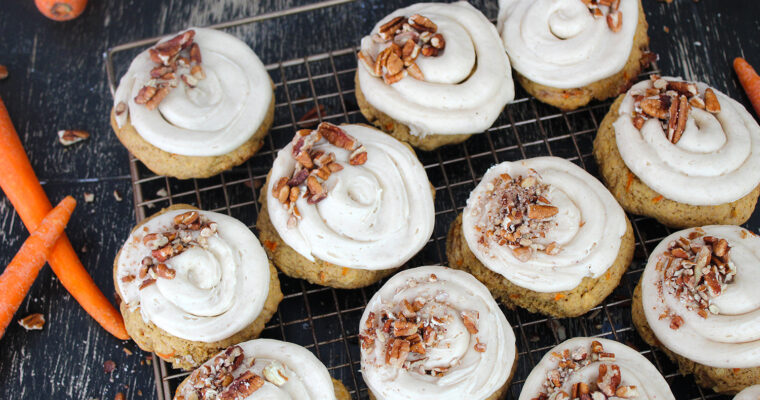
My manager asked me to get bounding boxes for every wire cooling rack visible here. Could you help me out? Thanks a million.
[104,2,740,399]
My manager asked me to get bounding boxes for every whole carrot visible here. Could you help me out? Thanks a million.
[0,97,128,340]
[734,58,760,117]
[0,196,76,338]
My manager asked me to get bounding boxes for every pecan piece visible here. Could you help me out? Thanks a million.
[597,364,621,396]
[409,14,437,33]
[288,168,309,187]
[174,211,199,226]
[704,88,721,113]
[430,33,445,50]
[671,95,689,144]
[357,51,378,76]
[713,238,729,257]
[145,86,170,110]
[461,311,479,334]
[640,98,669,119]
[318,122,356,150]
[349,145,368,165]
[378,16,405,41]
[155,263,176,279]
[383,70,407,84]
[385,51,404,76]
[527,204,558,219]
[134,86,157,105]
[219,371,265,400]
[667,81,698,97]
[392,320,418,336]
[58,130,90,146]
[191,65,205,80]
[512,246,532,262]
[406,62,424,80]
[386,338,411,367]
[189,42,202,64]
[18,313,45,330]
[606,10,622,32]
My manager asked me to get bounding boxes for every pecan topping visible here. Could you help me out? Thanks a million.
[219,371,265,400]
[631,76,721,144]
[358,13,445,83]
[474,172,560,261]
[271,123,366,225]
[135,30,204,110]
[581,0,622,32]
[532,341,637,400]
[659,230,735,325]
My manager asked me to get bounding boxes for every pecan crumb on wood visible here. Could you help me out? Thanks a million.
[18,313,45,330]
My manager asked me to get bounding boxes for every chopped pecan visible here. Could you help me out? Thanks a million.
[318,122,356,150]
[155,263,176,279]
[409,14,437,33]
[527,204,559,219]
[58,130,90,146]
[18,313,45,330]
[597,364,621,396]
[219,371,265,400]
[392,320,418,336]
[640,98,669,119]
[430,33,445,50]
[461,311,479,334]
[704,88,721,113]
[145,86,170,110]
[357,51,378,76]
[406,62,424,80]
[174,211,199,226]
[671,95,689,144]
[606,10,622,32]
[667,81,698,97]
[191,65,205,80]
[349,145,368,165]
[385,51,404,75]
[189,42,202,64]
[379,16,405,41]
[134,86,157,105]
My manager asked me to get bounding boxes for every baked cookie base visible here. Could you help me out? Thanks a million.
[354,73,472,151]
[515,0,650,111]
[368,349,518,400]
[446,214,635,318]
[109,91,275,180]
[593,96,760,228]
[632,281,760,394]
[114,204,283,371]
[256,185,396,289]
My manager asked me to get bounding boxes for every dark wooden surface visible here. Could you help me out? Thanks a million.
[1,0,759,399]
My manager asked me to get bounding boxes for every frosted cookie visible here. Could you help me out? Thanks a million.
[498,0,651,110]
[447,157,634,317]
[520,337,674,400]
[359,266,517,400]
[594,76,760,228]
[174,339,350,400]
[114,205,282,370]
[355,2,514,150]
[632,225,760,393]
[735,385,760,400]
[111,28,274,179]
[257,123,434,289]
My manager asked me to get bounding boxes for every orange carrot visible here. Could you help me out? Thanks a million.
[0,196,76,338]
[0,97,128,340]
[734,58,760,117]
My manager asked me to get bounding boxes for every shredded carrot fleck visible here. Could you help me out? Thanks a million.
[579,221,586,228]
[156,351,174,359]
[509,294,521,299]
[625,172,634,193]
[263,240,277,252]
[341,267,349,276]
[605,272,612,281]
[733,368,741,373]
[456,259,463,266]
[384,123,394,131]
[319,271,326,282]
[731,208,738,217]
[554,293,565,301]
[741,230,748,239]
[652,195,664,203]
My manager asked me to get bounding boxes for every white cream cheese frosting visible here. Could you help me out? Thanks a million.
[113,27,272,156]
[359,266,516,400]
[176,339,336,400]
[735,385,760,400]
[116,209,271,343]
[357,2,514,137]
[614,78,760,205]
[641,225,760,369]
[462,157,628,293]
[498,0,639,88]
[519,337,674,400]
[267,124,434,270]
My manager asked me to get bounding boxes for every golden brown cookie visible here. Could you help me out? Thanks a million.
[593,96,760,228]
[513,0,650,110]
[114,204,282,370]
[110,95,274,180]
[447,213,635,318]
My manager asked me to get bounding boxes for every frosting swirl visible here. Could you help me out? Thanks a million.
[116,209,271,342]
[462,157,628,292]
[497,0,639,88]
[359,266,516,400]
[641,225,760,369]
[357,2,514,136]
[113,27,272,156]
[519,337,674,400]
[176,339,336,400]
[614,78,760,205]
[267,124,434,270]
[735,385,760,400]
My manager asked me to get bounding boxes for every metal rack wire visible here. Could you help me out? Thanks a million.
[104,2,736,399]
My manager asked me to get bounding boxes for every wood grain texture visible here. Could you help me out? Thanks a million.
[0,0,758,399]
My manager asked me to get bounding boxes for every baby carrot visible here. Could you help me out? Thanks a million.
[734,58,760,117]
[0,96,128,340]
[0,196,76,338]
